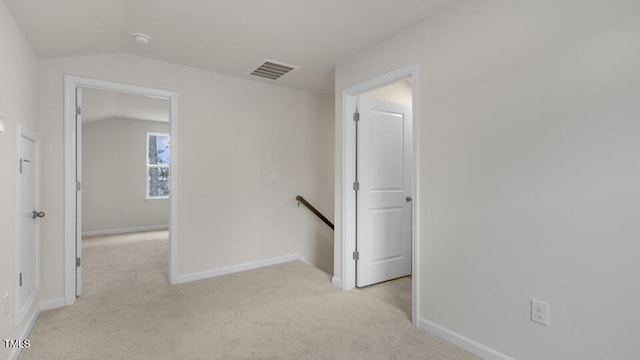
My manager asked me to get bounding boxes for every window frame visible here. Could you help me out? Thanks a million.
[146,131,170,200]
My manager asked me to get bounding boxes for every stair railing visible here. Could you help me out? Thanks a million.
[296,195,334,230]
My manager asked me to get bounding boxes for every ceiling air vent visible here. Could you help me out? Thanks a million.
[249,60,298,80]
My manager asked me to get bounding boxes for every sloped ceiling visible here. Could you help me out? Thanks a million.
[4,0,455,94]
[82,88,170,123]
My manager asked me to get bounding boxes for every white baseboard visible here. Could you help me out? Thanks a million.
[331,276,342,288]
[297,256,312,265]
[7,297,67,359]
[39,297,65,311]
[175,253,302,284]
[8,297,67,359]
[82,224,169,237]
[8,305,40,360]
[417,317,515,360]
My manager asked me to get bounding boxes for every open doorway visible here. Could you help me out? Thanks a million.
[79,88,170,296]
[340,64,419,324]
[64,76,178,305]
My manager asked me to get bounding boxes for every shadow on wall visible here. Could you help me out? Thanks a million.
[299,204,334,275]
[311,221,334,275]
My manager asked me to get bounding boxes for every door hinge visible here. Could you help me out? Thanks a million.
[76,181,81,191]
[353,251,359,261]
[76,257,81,267]
[76,106,82,116]
[353,112,360,122]
[19,158,30,174]
[353,181,359,191]
[19,273,23,287]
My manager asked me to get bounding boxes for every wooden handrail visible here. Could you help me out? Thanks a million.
[296,195,334,230]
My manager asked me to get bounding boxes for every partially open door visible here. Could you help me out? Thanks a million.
[356,98,412,287]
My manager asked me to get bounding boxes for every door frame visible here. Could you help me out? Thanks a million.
[63,75,179,305]
[340,63,420,325]
[14,125,40,326]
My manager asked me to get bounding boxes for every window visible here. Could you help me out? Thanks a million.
[146,132,170,199]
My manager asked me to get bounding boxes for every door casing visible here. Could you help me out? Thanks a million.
[339,63,420,325]
[63,75,179,305]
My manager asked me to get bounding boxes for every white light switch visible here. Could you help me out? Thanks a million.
[267,173,279,184]
[0,115,5,132]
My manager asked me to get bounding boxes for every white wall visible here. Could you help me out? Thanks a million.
[361,79,413,107]
[334,1,640,359]
[0,1,39,358]
[38,53,335,301]
[82,117,170,234]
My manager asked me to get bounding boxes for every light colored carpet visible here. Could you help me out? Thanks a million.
[360,276,412,321]
[21,232,478,360]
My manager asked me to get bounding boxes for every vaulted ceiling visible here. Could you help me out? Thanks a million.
[82,88,170,123]
[4,0,455,94]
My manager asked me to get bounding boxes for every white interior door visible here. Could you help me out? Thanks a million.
[356,98,412,287]
[17,129,39,320]
[76,87,83,296]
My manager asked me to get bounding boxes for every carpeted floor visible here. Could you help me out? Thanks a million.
[20,231,478,360]
[360,275,412,321]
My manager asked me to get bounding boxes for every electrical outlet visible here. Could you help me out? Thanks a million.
[232,232,240,244]
[3,293,9,317]
[267,173,278,184]
[531,299,549,326]
[121,209,129,216]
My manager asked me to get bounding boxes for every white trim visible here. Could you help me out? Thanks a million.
[7,297,65,360]
[417,317,515,360]
[64,75,179,306]
[39,297,66,311]
[331,277,342,288]
[339,63,421,325]
[168,90,179,286]
[340,92,357,292]
[7,304,39,360]
[82,224,170,237]
[412,65,422,328]
[175,253,302,284]
[14,126,40,327]
[296,256,312,266]
[76,88,83,297]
